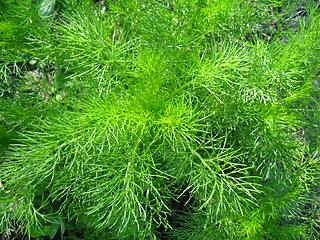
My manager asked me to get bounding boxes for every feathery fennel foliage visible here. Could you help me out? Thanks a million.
[0,0,319,239]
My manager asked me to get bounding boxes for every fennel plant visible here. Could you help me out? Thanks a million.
[0,0,319,239]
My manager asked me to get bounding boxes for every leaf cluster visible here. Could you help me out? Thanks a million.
[0,0,319,239]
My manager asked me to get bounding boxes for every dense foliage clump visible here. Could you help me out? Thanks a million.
[0,0,319,239]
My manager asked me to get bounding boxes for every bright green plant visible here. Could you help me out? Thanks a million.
[1,0,319,239]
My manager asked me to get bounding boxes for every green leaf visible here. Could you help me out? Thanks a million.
[56,215,66,234]
[38,0,55,17]
[48,223,60,239]
[29,226,43,238]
